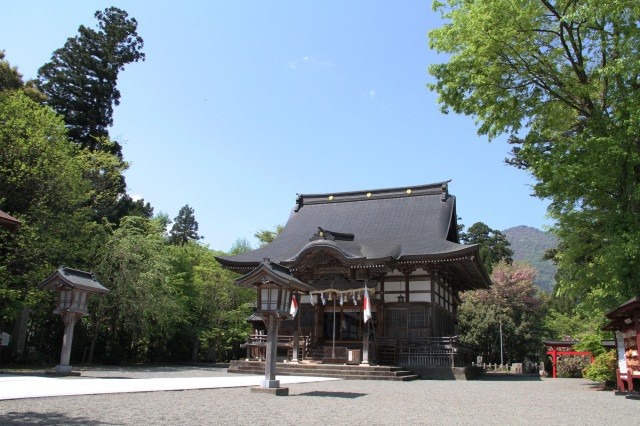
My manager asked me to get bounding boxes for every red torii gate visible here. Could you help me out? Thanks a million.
[543,340,593,378]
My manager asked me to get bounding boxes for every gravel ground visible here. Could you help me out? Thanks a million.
[0,366,637,425]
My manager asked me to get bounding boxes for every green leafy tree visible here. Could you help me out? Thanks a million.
[37,7,145,157]
[0,52,46,103]
[94,216,183,363]
[460,222,513,274]
[229,237,252,255]
[0,91,107,357]
[541,292,602,341]
[168,243,253,362]
[458,261,544,363]
[254,225,283,247]
[429,1,640,313]
[169,204,203,245]
[0,51,23,92]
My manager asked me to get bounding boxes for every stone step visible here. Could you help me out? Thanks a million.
[228,360,419,381]
[272,363,407,372]
[232,367,414,378]
[230,361,408,373]
[231,369,419,381]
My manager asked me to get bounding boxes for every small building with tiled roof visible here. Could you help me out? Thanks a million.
[0,209,21,232]
[217,181,490,368]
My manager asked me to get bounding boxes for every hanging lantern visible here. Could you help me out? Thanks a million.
[339,293,344,306]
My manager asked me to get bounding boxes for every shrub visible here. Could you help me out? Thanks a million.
[583,350,616,383]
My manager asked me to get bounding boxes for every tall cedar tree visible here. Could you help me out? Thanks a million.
[169,205,203,245]
[37,7,144,158]
[460,222,513,274]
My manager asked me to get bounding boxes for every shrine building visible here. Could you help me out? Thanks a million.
[216,181,491,370]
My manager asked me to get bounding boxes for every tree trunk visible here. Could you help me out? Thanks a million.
[191,336,199,363]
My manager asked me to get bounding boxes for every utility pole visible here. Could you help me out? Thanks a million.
[499,319,504,366]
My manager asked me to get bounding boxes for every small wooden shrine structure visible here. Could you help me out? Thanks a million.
[0,210,21,232]
[602,296,640,393]
[217,182,491,369]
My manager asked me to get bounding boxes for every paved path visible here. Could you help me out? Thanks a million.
[0,374,340,400]
[1,367,638,425]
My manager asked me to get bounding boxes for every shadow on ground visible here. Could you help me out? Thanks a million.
[295,391,367,399]
[0,411,118,426]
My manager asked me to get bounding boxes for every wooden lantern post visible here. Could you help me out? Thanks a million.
[235,259,311,395]
[39,267,109,375]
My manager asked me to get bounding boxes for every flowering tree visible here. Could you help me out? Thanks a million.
[458,262,544,363]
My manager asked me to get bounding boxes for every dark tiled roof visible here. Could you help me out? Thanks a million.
[601,295,640,330]
[605,296,640,319]
[235,261,314,292]
[217,182,490,289]
[0,210,21,232]
[39,266,110,294]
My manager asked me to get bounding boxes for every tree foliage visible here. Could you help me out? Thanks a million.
[254,225,283,247]
[458,262,544,362]
[0,51,24,92]
[583,350,617,383]
[0,90,107,345]
[429,0,640,313]
[460,222,513,274]
[0,52,46,103]
[169,204,203,245]
[1,20,254,365]
[95,216,182,363]
[37,7,144,157]
[229,237,252,255]
[90,216,252,364]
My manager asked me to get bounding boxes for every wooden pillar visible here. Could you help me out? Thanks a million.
[551,347,557,379]
[361,321,370,365]
[291,307,300,363]
[636,312,640,356]
[404,272,410,303]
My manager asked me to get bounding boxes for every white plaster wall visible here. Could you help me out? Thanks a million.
[384,282,404,292]
[409,280,430,291]
[410,293,431,302]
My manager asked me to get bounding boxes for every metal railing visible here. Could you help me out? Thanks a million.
[394,336,474,367]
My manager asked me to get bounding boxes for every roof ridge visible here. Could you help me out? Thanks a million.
[295,181,451,211]
[60,266,95,279]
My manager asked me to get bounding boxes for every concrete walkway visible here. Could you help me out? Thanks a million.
[0,374,340,400]
[1,368,639,425]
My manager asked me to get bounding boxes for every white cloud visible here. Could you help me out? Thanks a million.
[286,55,334,71]
[368,89,376,99]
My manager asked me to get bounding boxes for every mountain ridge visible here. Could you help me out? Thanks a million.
[503,225,558,292]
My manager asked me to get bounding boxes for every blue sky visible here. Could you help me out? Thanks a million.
[2,1,552,251]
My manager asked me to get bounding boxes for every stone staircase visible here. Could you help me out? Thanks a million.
[228,360,419,381]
